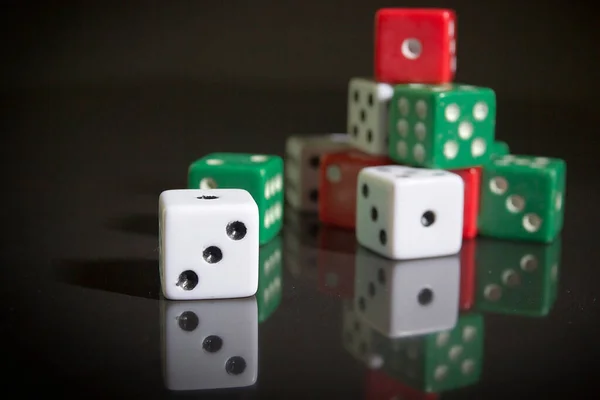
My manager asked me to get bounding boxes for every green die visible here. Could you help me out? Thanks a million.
[474,239,561,317]
[257,235,283,323]
[490,140,510,159]
[478,155,566,243]
[374,313,484,393]
[388,84,496,169]
[188,153,284,244]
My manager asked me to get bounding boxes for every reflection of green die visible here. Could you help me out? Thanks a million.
[489,141,509,159]
[478,155,566,243]
[474,239,561,317]
[388,84,496,169]
[257,235,283,323]
[374,313,484,393]
[188,153,284,244]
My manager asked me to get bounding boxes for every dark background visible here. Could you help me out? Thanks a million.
[2,1,599,398]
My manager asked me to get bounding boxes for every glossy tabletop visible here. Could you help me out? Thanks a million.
[2,81,598,398]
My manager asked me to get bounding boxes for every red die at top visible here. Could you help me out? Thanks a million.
[374,8,456,84]
[450,167,481,239]
[318,149,390,229]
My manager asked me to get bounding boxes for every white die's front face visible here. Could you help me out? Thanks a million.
[354,249,459,338]
[161,298,258,391]
[159,189,259,300]
[393,170,464,259]
[347,79,393,155]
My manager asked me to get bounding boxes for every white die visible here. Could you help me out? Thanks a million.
[347,78,394,155]
[161,298,258,391]
[354,247,459,338]
[159,189,259,300]
[285,133,350,212]
[356,165,464,260]
[341,300,383,369]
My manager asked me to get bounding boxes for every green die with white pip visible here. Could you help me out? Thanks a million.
[188,153,284,245]
[474,238,561,317]
[388,84,496,169]
[373,313,484,393]
[489,140,509,160]
[478,155,566,243]
[257,235,283,323]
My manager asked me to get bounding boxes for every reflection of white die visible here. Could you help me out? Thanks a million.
[160,298,258,391]
[354,247,460,338]
[341,300,383,369]
[159,189,259,300]
[356,165,464,260]
[285,134,350,212]
[347,78,394,155]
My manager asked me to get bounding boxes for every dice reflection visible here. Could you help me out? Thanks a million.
[354,247,460,338]
[283,206,320,277]
[341,300,382,369]
[372,313,484,393]
[365,369,439,400]
[317,226,357,299]
[160,298,258,391]
[474,238,562,316]
[258,235,283,323]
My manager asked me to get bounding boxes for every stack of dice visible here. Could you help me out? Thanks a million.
[285,6,566,269]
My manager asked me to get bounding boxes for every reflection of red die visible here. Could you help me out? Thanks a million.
[317,226,357,299]
[318,150,390,229]
[365,369,439,400]
[374,8,456,84]
[459,238,477,311]
[450,167,482,239]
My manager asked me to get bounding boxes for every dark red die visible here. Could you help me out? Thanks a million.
[450,167,481,239]
[374,8,456,84]
[459,238,476,311]
[318,150,390,229]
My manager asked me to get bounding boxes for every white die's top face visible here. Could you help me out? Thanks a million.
[159,189,257,208]
[159,189,259,300]
[161,298,258,390]
[347,78,393,155]
[354,248,460,338]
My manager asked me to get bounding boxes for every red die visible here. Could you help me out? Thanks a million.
[459,238,476,311]
[319,150,390,229]
[317,226,356,299]
[450,167,481,239]
[365,369,439,400]
[374,8,456,84]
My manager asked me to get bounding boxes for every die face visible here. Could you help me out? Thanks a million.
[160,298,258,391]
[285,134,349,212]
[478,155,566,243]
[257,236,283,323]
[319,150,389,229]
[374,8,456,84]
[450,167,481,239]
[356,166,464,260]
[389,84,496,169]
[354,247,460,338]
[420,313,483,392]
[159,189,259,300]
[187,153,284,244]
[474,239,561,316]
[347,78,394,155]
